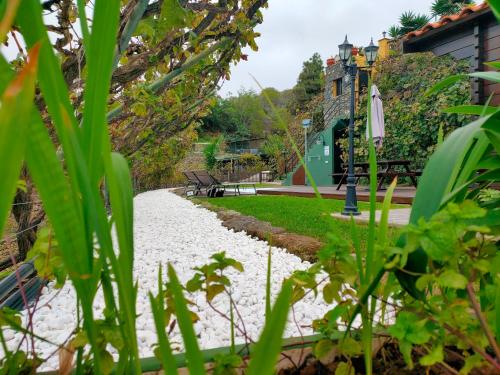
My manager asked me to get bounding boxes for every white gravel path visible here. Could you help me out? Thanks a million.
[2,190,331,370]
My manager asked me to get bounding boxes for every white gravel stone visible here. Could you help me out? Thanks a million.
[2,190,332,371]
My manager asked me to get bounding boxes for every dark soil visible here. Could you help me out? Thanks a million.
[278,343,494,375]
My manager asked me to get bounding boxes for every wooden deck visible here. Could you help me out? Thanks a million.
[256,185,416,205]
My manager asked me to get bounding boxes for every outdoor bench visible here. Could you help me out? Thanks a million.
[332,159,422,191]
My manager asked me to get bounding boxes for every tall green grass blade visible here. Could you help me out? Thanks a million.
[25,112,102,371]
[253,75,322,199]
[437,123,444,146]
[0,45,38,239]
[167,264,206,375]
[266,245,272,320]
[424,74,467,97]
[378,178,397,250]
[469,71,500,83]
[149,266,178,375]
[81,0,120,183]
[350,216,363,284]
[16,0,79,140]
[229,300,235,355]
[0,0,20,44]
[105,153,134,283]
[0,53,14,95]
[442,105,498,116]
[485,61,500,70]
[247,281,293,375]
[104,152,140,371]
[76,0,90,55]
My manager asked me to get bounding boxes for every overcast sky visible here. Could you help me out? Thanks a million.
[219,0,435,97]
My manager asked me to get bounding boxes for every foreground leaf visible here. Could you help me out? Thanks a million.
[167,264,206,375]
[0,44,39,239]
[247,280,293,375]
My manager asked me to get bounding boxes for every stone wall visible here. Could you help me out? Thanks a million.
[323,60,350,127]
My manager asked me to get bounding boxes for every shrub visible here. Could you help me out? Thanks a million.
[204,136,223,171]
[338,52,471,168]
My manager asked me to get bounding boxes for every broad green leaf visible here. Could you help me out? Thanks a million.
[442,105,498,116]
[438,270,468,289]
[160,0,191,32]
[470,71,500,83]
[424,74,467,97]
[396,115,491,298]
[247,280,293,375]
[313,339,334,360]
[0,44,38,240]
[335,362,354,375]
[206,284,225,302]
[416,274,435,291]
[323,282,340,304]
[460,353,484,374]
[338,336,362,357]
[167,264,206,375]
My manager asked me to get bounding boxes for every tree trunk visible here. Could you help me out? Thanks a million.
[0,167,44,271]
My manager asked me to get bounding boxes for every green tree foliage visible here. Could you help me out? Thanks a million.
[18,0,270,190]
[431,0,473,17]
[389,11,431,38]
[204,136,223,170]
[289,53,324,114]
[338,52,471,167]
[201,88,292,141]
[261,134,285,176]
[201,96,252,141]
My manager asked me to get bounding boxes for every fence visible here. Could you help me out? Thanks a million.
[220,170,275,184]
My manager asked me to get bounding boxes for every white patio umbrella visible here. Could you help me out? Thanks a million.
[366,84,385,149]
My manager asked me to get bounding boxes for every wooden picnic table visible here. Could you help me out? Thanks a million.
[332,159,421,191]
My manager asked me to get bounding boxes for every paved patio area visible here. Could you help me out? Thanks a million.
[256,185,416,204]
[331,208,412,227]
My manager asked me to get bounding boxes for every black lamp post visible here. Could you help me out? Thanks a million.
[338,35,379,216]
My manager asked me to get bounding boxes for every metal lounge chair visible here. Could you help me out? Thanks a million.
[192,170,257,197]
[183,171,203,196]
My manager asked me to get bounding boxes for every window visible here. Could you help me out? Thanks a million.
[335,78,343,96]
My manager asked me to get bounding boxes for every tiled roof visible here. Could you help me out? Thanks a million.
[405,2,490,39]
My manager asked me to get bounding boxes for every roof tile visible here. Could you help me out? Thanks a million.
[405,2,490,40]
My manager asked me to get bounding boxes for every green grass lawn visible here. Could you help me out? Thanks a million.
[203,195,403,250]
